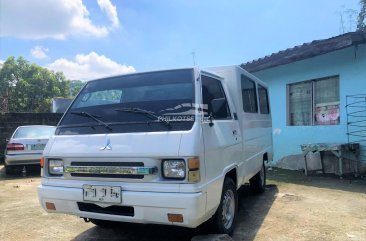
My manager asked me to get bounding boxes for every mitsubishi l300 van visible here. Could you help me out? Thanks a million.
[38,65,273,234]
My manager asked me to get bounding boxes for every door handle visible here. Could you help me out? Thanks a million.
[232,130,239,141]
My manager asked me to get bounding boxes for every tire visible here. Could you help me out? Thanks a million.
[89,219,119,228]
[212,177,238,235]
[250,162,266,194]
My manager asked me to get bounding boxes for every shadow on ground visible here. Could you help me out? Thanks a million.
[268,168,366,194]
[0,164,41,180]
[233,184,278,241]
[70,185,278,241]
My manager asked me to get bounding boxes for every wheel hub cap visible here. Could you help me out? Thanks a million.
[222,189,235,229]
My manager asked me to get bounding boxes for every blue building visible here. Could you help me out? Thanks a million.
[241,32,366,174]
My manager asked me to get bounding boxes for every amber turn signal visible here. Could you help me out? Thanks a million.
[45,202,56,210]
[188,158,200,182]
[167,213,184,223]
[188,158,199,170]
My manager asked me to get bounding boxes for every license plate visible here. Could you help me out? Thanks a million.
[83,185,121,203]
[31,144,45,150]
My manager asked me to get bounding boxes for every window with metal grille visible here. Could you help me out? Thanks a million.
[287,76,339,126]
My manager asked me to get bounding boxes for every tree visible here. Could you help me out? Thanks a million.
[70,80,85,96]
[357,0,366,32]
[0,56,70,112]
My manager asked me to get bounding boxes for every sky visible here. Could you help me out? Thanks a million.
[0,0,362,81]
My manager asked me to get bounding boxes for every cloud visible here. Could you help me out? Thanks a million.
[0,0,119,39]
[47,52,135,81]
[97,0,119,28]
[30,46,49,59]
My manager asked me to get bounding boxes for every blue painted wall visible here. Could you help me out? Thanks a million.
[252,44,366,163]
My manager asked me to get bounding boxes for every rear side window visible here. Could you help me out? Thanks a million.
[241,75,258,113]
[258,84,270,114]
[202,76,231,119]
[13,127,56,139]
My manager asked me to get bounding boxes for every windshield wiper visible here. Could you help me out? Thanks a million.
[114,107,172,129]
[70,111,113,132]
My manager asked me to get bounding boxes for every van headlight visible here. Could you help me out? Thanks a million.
[49,159,64,176]
[162,159,186,179]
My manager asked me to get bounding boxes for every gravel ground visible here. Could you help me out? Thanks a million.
[0,166,365,241]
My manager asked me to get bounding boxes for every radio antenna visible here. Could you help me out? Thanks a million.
[191,51,196,66]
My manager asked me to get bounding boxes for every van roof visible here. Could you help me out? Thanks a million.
[86,67,196,83]
[84,65,267,87]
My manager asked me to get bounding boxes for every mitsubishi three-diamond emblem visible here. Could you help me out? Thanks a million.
[100,138,112,150]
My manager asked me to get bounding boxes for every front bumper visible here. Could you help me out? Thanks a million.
[38,184,208,228]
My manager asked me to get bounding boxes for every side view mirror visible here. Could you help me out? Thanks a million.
[5,138,9,143]
[210,98,228,119]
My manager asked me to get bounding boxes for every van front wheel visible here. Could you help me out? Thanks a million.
[212,177,238,235]
[250,162,266,194]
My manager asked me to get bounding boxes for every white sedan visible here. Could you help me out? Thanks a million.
[4,125,56,175]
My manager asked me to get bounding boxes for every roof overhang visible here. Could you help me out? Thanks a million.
[241,31,366,73]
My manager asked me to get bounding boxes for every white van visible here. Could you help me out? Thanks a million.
[38,65,272,234]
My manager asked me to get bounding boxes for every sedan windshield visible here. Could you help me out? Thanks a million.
[57,69,195,135]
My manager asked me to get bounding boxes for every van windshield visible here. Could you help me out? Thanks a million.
[56,69,195,135]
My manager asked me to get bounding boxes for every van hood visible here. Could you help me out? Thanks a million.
[45,132,183,158]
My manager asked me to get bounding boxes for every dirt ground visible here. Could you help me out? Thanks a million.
[0,166,365,241]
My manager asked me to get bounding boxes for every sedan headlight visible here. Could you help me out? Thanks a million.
[162,159,186,179]
[49,159,64,176]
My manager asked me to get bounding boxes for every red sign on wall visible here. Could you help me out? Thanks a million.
[315,104,339,125]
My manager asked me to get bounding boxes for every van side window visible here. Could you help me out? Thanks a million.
[202,76,231,119]
[241,75,258,113]
[258,84,270,114]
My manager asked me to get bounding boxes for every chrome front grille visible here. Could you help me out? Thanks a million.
[65,162,157,179]
[70,162,144,167]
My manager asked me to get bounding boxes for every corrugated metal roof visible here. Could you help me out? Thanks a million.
[241,31,366,73]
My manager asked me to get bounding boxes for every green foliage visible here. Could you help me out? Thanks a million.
[70,80,85,96]
[358,0,366,32]
[0,56,71,113]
